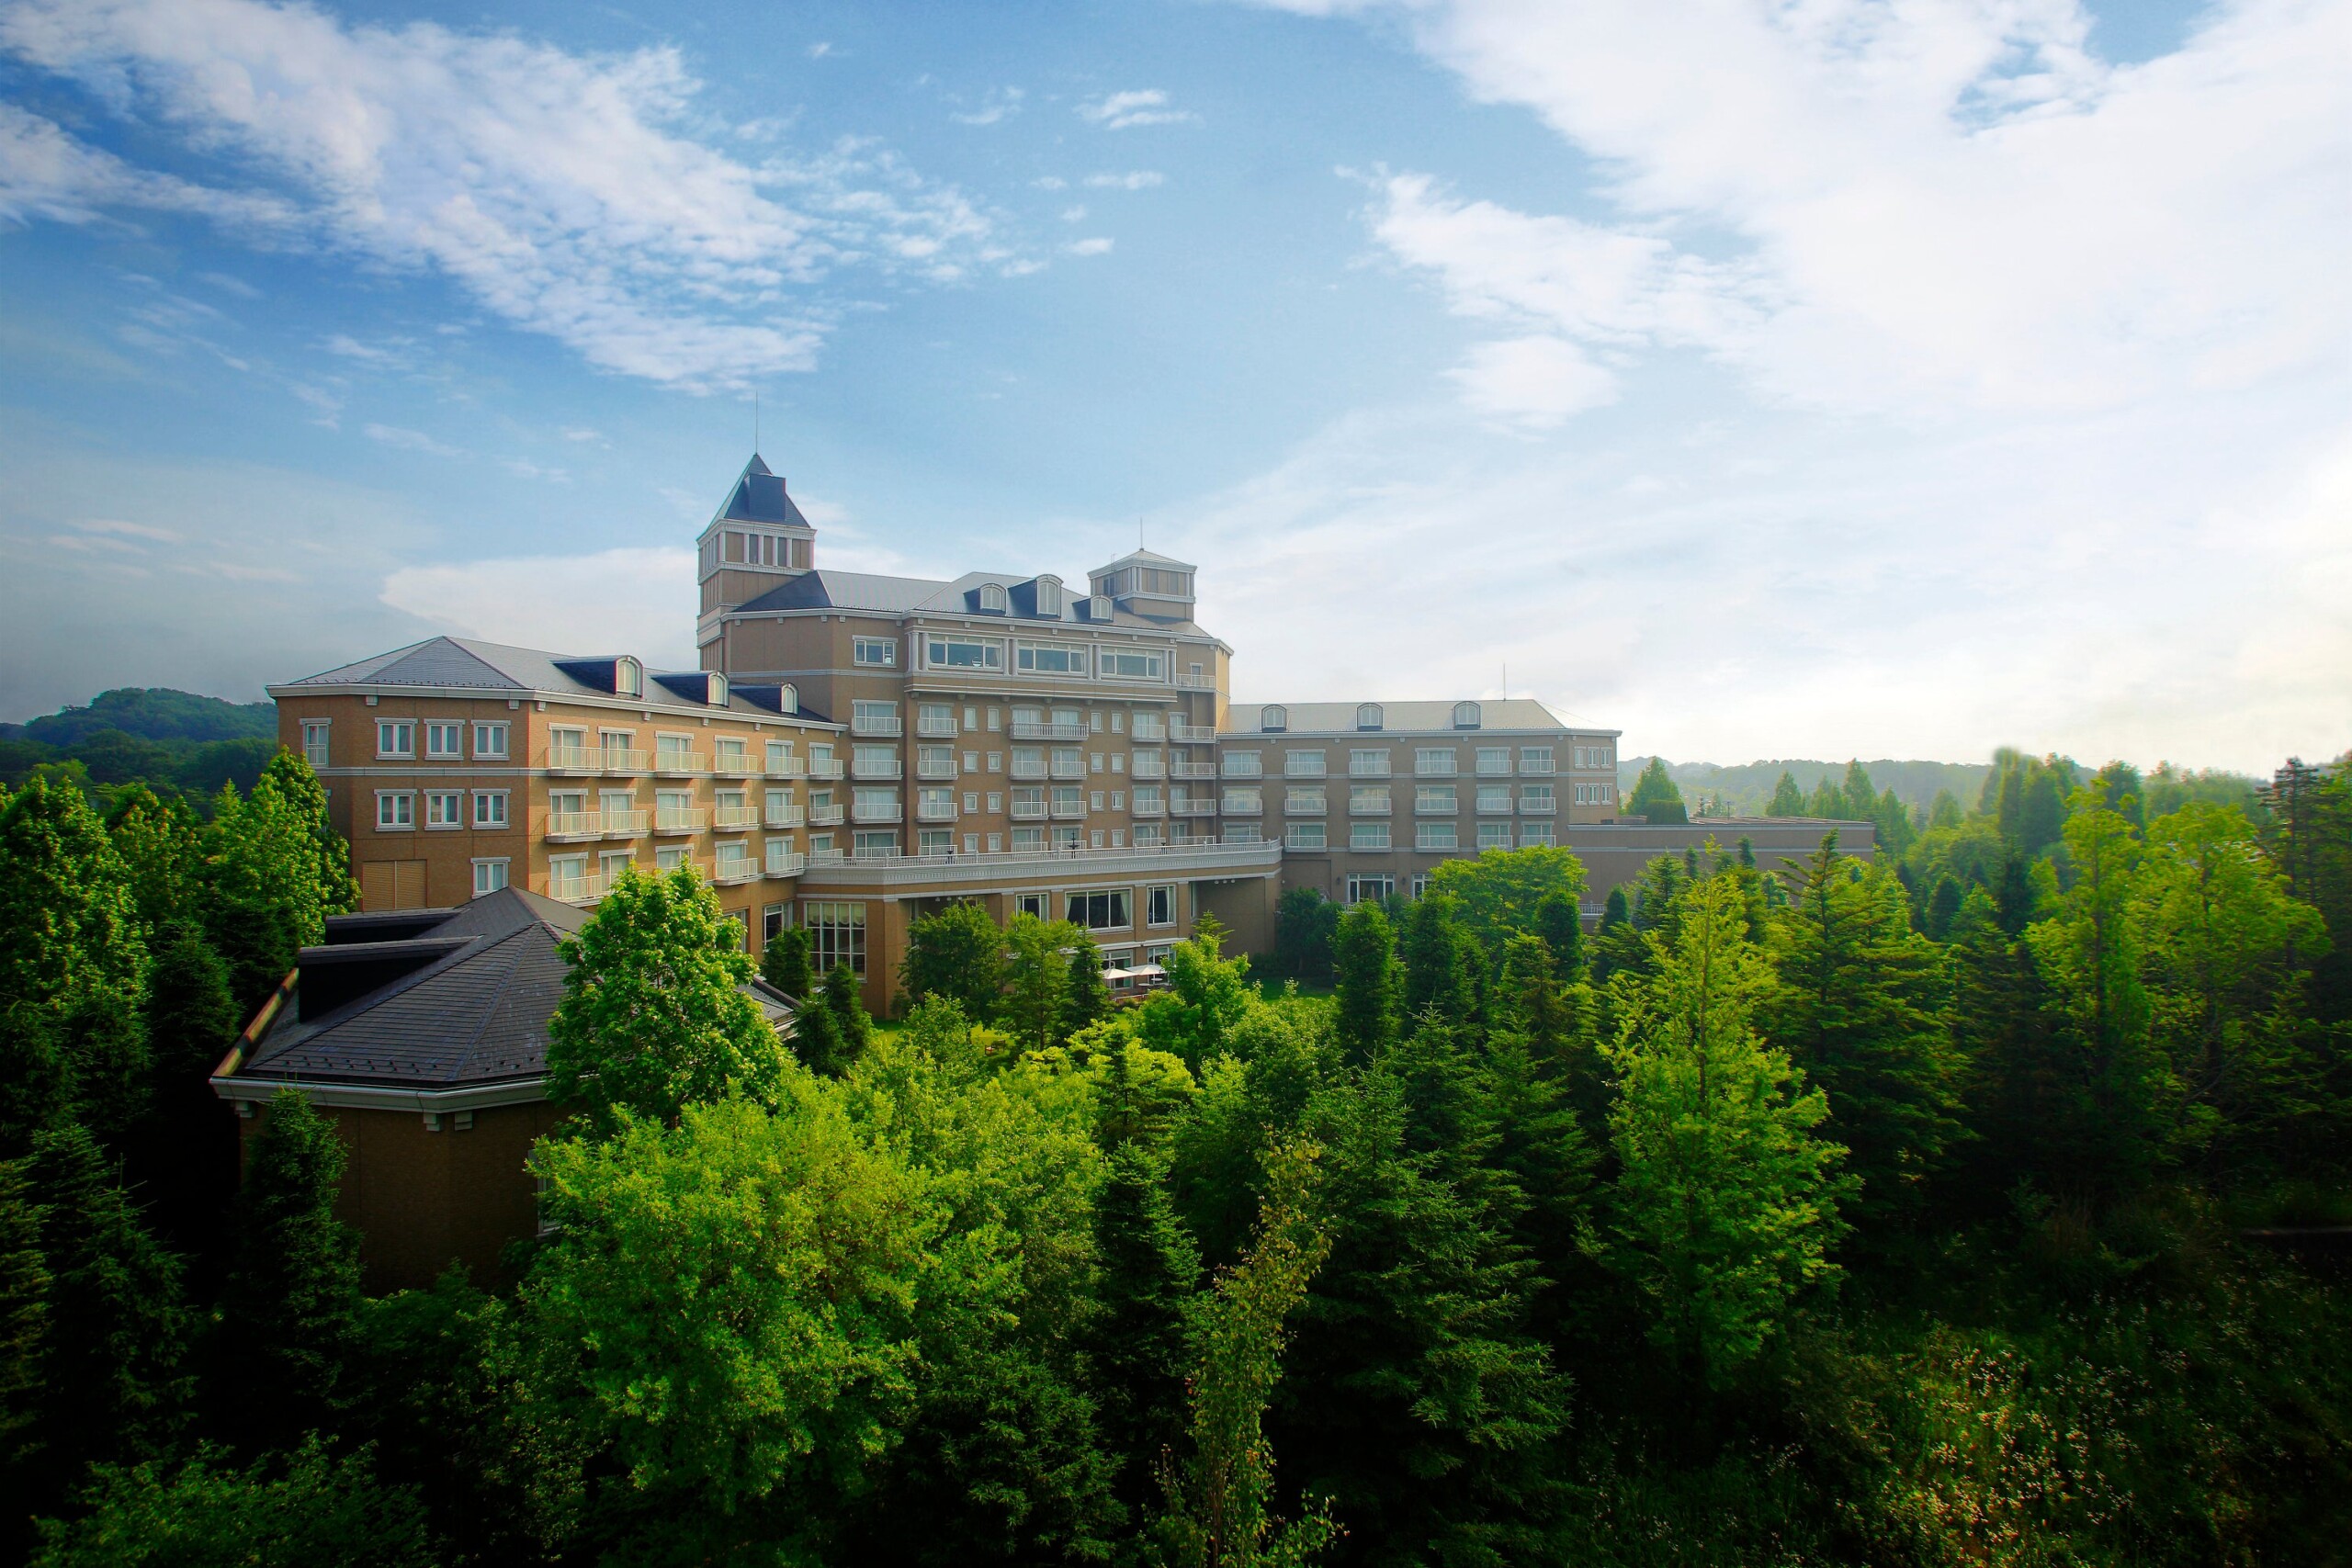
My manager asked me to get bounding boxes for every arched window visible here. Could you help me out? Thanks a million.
[616,657,642,698]
[779,683,799,714]
[979,582,1009,614]
[1452,701,1482,730]
[1261,705,1287,733]
[1086,594,1113,622]
[708,672,729,707]
[1035,575,1063,617]
[1355,703,1384,731]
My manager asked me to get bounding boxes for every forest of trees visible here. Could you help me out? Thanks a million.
[0,690,280,808]
[0,742,2347,1566]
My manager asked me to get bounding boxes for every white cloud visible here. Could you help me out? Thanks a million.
[1084,171,1165,189]
[1078,90,1199,130]
[75,516,181,542]
[0,0,1012,389]
[1444,335,1617,426]
[363,423,462,457]
[380,547,697,669]
[1067,237,1115,257]
[560,427,603,444]
[951,86,1024,126]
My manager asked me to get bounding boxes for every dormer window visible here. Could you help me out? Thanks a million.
[1452,701,1482,730]
[1086,594,1113,622]
[779,683,798,714]
[980,582,1009,615]
[1355,703,1384,732]
[708,673,729,707]
[1035,576,1063,618]
[616,657,642,698]
[1261,705,1288,733]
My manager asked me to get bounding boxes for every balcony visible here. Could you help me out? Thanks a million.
[1012,719,1087,740]
[1129,756,1166,779]
[1475,760,1514,778]
[654,750,707,776]
[810,848,848,868]
[1284,761,1329,780]
[1221,795,1263,816]
[1350,798,1393,817]
[1130,720,1167,742]
[1416,759,1460,777]
[1173,672,1213,690]
[764,756,808,779]
[765,805,806,829]
[713,806,761,829]
[1519,759,1556,776]
[852,760,902,780]
[710,752,759,777]
[713,858,761,886]
[1048,800,1089,821]
[1519,796,1557,816]
[1011,800,1049,820]
[852,714,901,738]
[1049,759,1088,780]
[654,807,708,833]
[808,805,846,827]
[548,871,605,904]
[916,759,959,780]
[1171,760,1219,780]
[808,759,845,780]
[1284,797,1327,816]
[765,851,808,878]
[792,835,1284,890]
[1170,801,1218,818]
[1167,719,1216,742]
[603,809,649,837]
[1476,795,1515,815]
[852,802,902,824]
[1414,797,1459,816]
[916,800,959,822]
[548,746,649,774]
[1348,760,1393,780]
[545,812,603,842]
[916,716,961,738]
[1221,760,1263,780]
[1130,798,1167,818]
[1011,760,1049,780]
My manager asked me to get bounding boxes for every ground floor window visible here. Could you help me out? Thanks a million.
[1520,823,1555,847]
[1344,874,1395,905]
[763,904,788,942]
[1476,822,1512,850]
[854,830,899,858]
[1409,874,1432,899]
[804,901,867,975]
[1013,893,1050,920]
[1147,884,1177,927]
[1068,889,1133,931]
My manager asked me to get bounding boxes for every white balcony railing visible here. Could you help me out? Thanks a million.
[1168,719,1215,742]
[1011,800,1049,820]
[808,805,845,827]
[808,759,845,780]
[1173,672,1212,690]
[765,851,808,878]
[713,806,761,829]
[765,805,807,829]
[852,715,902,737]
[1012,720,1087,740]
[916,801,959,822]
[1221,761,1263,778]
[1519,797,1556,815]
[1011,760,1049,780]
[1350,799,1393,816]
[546,812,603,841]
[1416,760,1460,777]
[764,756,808,779]
[1130,799,1167,817]
[1129,757,1166,779]
[1348,759,1393,778]
[1476,795,1514,815]
[1221,796,1263,816]
[1414,798,1459,816]
[1284,761,1329,780]
[1049,801,1089,820]
[1519,760,1556,776]
[654,750,707,775]
[916,760,959,780]
[1049,759,1088,780]
[916,716,961,738]
[549,747,650,773]
[1171,761,1218,779]
[1131,721,1167,742]
[548,871,604,903]
[852,802,902,824]
[710,752,759,777]
[654,807,708,833]
[1476,761,1514,777]
[1284,796,1327,815]
[852,761,902,780]
[1170,801,1218,818]
[603,809,649,836]
[810,848,847,868]
[713,859,761,886]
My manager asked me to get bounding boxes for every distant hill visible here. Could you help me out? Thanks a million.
[1618,756,1994,815]
[2,687,277,748]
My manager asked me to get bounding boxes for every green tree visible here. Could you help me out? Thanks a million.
[260,749,360,918]
[1589,885,1642,985]
[30,1437,436,1568]
[137,924,242,1259]
[1399,890,1482,1026]
[1767,771,1806,818]
[1091,1141,1202,1517]
[1624,758,1687,825]
[1838,759,1877,821]
[1002,914,1076,1054]
[1928,788,1963,830]
[1427,844,1590,953]
[902,901,1007,1017]
[544,864,789,1129]
[198,770,334,1012]
[213,1090,361,1452]
[1605,875,1850,1383]
[0,1161,46,1469]
[822,961,875,1067]
[1063,938,1112,1042]
[1534,889,1585,982]
[1151,1140,1337,1568]
[103,785,200,932]
[1142,920,1257,1068]
[1271,887,1340,985]
[1764,837,1961,1222]
[1330,900,1400,1061]
[24,1123,188,1495]
[761,924,814,997]
[792,987,852,1077]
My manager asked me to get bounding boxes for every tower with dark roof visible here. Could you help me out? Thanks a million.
[696,454,817,638]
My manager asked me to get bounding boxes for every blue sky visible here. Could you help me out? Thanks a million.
[2,0,2345,771]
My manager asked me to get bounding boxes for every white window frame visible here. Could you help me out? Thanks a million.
[852,637,897,668]
[375,790,415,830]
[1016,641,1089,676]
[1146,885,1177,927]
[472,721,509,759]
[1284,823,1327,851]
[471,859,510,897]
[925,635,1003,671]
[1067,889,1132,931]
[424,721,463,760]
[376,719,414,760]
[1098,648,1165,682]
[1350,821,1391,852]
[301,719,331,770]
[424,790,464,829]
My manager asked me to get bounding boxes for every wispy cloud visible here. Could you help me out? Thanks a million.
[364,423,462,457]
[0,0,1015,389]
[1067,237,1115,257]
[75,517,181,542]
[951,86,1024,126]
[1078,90,1198,130]
[1084,171,1165,189]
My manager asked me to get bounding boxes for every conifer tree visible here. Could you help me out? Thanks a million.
[1330,900,1400,1061]
[1605,876,1850,1382]
[1590,886,1642,985]
[789,988,849,1077]
[1928,789,1963,830]
[1090,1142,1201,1517]
[759,924,813,997]
[1535,889,1585,982]
[0,778,149,1043]
[1399,893,1480,1026]
[1625,758,1686,824]
[1926,874,1965,941]
[104,785,201,932]
[198,771,333,1013]
[1062,939,1111,1042]
[1001,915,1074,1053]
[821,962,873,1065]
[138,924,243,1260]
[545,865,789,1128]
[214,1090,360,1453]
[1767,771,1806,818]
[260,749,361,918]
[900,901,1007,1017]
[0,1160,47,1471]
[25,1123,188,1494]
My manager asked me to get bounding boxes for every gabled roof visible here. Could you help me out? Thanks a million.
[713,453,810,530]
[734,570,1207,635]
[235,889,791,1090]
[276,637,838,725]
[1224,698,1610,736]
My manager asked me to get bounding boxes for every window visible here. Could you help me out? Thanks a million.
[1100,648,1164,680]
[1349,749,1389,777]
[1285,785,1326,814]
[918,828,954,854]
[1220,824,1261,843]
[473,791,509,828]
[1285,822,1327,851]
[1521,784,1555,814]
[424,790,463,828]
[657,734,698,768]
[1477,784,1513,814]
[1012,826,1046,851]
[376,791,414,829]
[1146,885,1176,926]
[473,721,509,759]
[1344,874,1395,905]
[471,859,508,897]
[616,657,644,698]
[853,637,897,667]
[1416,784,1457,814]
[301,721,331,769]
[1520,823,1556,847]
[1285,750,1327,778]
[1477,821,1512,850]
[1355,704,1384,731]
[1416,822,1459,852]
[979,583,1010,614]
[1223,750,1261,777]
[853,701,899,734]
[1452,701,1482,729]
[1013,893,1050,920]
[1260,705,1287,732]
[653,844,688,873]
[1068,890,1132,930]
[765,739,797,773]
[765,839,797,874]
[1520,746,1555,774]
[424,722,462,759]
[376,720,414,759]
[805,902,867,975]
[1476,747,1512,776]
[1222,786,1261,814]
[927,636,1002,670]
[1416,748,1457,776]
[918,702,956,736]
[1035,577,1063,617]
[763,905,789,942]
[1018,642,1089,675]
[1351,821,1391,851]
[1134,823,1165,847]
[1349,784,1391,815]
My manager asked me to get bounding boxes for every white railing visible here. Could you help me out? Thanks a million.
[1168,720,1215,741]
[1130,799,1167,817]
[1130,756,1166,779]
[1011,801,1049,820]
[1221,795,1263,816]
[1173,672,1212,689]
[713,859,760,886]
[1170,801,1218,818]
[549,747,650,773]
[852,760,902,780]
[1171,761,1218,779]
[811,848,847,868]
[1350,798,1393,816]
[764,805,806,829]
[1416,759,1460,777]
[548,871,604,903]
[1049,759,1088,780]
[808,760,845,780]
[710,751,758,776]
[1284,760,1329,779]
[852,716,902,737]
[1222,761,1263,778]
[713,806,760,829]
[603,809,649,835]
[1049,801,1089,820]
[1012,720,1087,740]
[546,812,602,841]
[1519,760,1555,776]
[1476,760,1514,777]
[916,760,958,780]
[1284,796,1327,815]
[1131,721,1167,742]
[916,801,959,822]
[764,756,807,779]
[765,851,808,878]
[808,805,845,827]
[852,802,902,824]
[1519,796,1556,815]
[654,750,707,774]
[916,716,961,738]
[654,807,708,832]
[1414,795,1458,815]
[1011,760,1049,780]
[1476,795,1515,814]
[1348,759,1392,778]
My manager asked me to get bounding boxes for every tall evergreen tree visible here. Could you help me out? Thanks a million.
[1625,758,1686,824]
[789,988,849,1077]
[198,772,333,1013]
[0,777,149,1043]
[1272,886,1340,985]
[104,785,201,932]
[1399,892,1480,1026]
[1330,901,1400,1062]
[820,962,874,1066]
[900,901,1008,1017]
[1001,915,1075,1054]
[259,749,360,918]
[1062,939,1111,1043]
[1767,771,1806,818]
[214,1091,360,1453]
[1089,1142,1201,1518]
[0,1160,46,1475]
[137,924,243,1264]
[1534,890,1584,982]
[760,924,813,998]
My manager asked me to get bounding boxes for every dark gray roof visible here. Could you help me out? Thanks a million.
[715,453,811,530]
[238,889,790,1090]
[735,569,1207,635]
[1224,698,1608,736]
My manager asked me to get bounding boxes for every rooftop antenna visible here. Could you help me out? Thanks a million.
[753,391,760,455]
